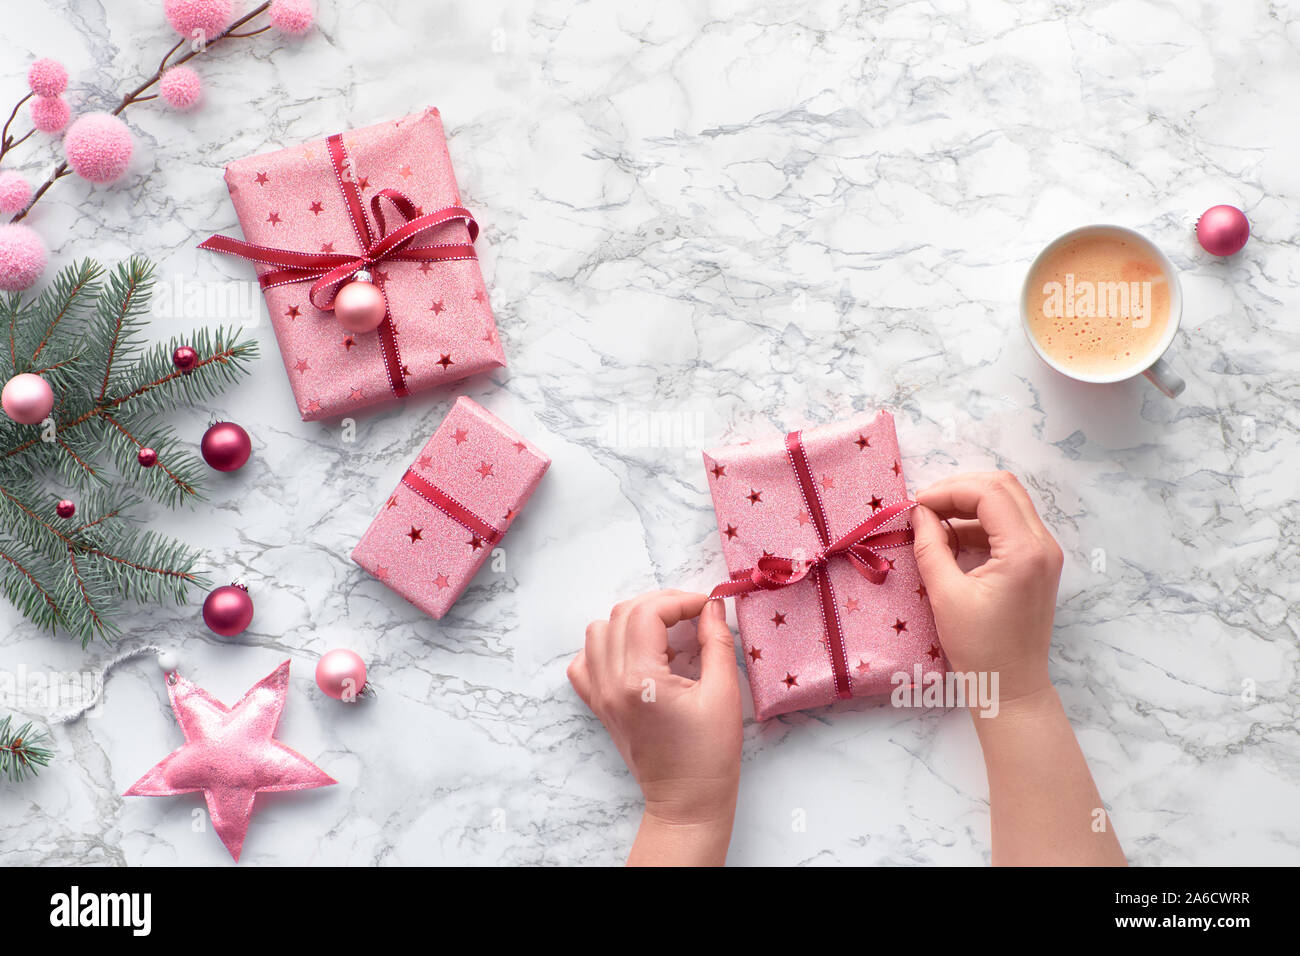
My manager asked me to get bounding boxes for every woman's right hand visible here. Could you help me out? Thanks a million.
[909,471,1065,705]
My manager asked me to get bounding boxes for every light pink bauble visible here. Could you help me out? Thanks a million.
[30,95,70,133]
[334,279,387,332]
[27,58,68,97]
[163,0,235,39]
[159,66,202,110]
[0,224,47,291]
[269,0,316,35]
[315,649,368,702]
[2,373,55,425]
[64,113,134,184]
[0,172,31,214]
[1196,204,1250,257]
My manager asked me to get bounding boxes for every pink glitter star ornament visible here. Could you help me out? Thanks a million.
[124,660,335,861]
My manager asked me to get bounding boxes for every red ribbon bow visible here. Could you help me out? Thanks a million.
[199,133,480,398]
[709,429,917,701]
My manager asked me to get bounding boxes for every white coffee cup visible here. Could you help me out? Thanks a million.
[1019,224,1185,398]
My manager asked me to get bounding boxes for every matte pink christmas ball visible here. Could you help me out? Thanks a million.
[269,0,315,35]
[64,113,134,184]
[0,172,31,214]
[202,583,254,638]
[30,95,70,133]
[315,649,368,702]
[2,373,55,425]
[0,224,47,292]
[159,66,202,110]
[27,58,68,97]
[1196,204,1250,257]
[334,278,387,332]
[163,0,235,39]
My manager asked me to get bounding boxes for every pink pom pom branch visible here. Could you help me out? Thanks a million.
[3,1,311,223]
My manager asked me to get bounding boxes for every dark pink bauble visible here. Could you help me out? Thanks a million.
[201,421,251,472]
[334,279,387,333]
[56,499,75,519]
[1196,204,1250,256]
[137,446,158,467]
[315,648,368,702]
[203,583,254,637]
[172,345,198,373]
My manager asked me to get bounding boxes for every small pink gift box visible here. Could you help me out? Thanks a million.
[352,398,549,619]
[704,410,943,720]
[203,107,506,421]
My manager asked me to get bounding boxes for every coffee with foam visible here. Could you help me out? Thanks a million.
[1025,232,1171,377]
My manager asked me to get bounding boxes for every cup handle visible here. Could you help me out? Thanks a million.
[1143,354,1185,398]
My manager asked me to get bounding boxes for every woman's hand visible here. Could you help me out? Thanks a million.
[910,470,1064,705]
[567,589,742,866]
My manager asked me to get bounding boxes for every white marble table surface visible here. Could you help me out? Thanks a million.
[1,0,1296,866]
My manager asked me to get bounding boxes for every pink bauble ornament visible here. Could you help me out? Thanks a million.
[159,66,203,110]
[1196,204,1250,257]
[202,582,254,637]
[334,273,387,332]
[0,224,47,291]
[0,171,31,213]
[30,95,70,133]
[315,649,368,702]
[64,113,134,184]
[56,499,76,519]
[27,58,68,98]
[137,446,159,467]
[172,344,198,372]
[163,0,235,39]
[2,373,54,425]
[269,0,316,35]
[201,421,252,472]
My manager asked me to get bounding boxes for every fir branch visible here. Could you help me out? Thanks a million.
[0,715,53,783]
[0,258,256,643]
[90,258,153,404]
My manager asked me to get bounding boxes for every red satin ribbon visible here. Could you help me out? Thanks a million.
[709,430,917,701]
[199,133,480,398]
[401,468,502,546]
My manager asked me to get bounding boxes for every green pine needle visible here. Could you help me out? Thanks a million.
[0,257,257,647]
[0,714,53,783]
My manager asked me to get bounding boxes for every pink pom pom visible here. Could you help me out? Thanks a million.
[269,0,315,35]
[159,66,203,110]
[30,95,71,133]
[163,0,235,39]
[0,225,47,292]
[27,58,68,98]
[64,113,134,184]
[0,172,31,214]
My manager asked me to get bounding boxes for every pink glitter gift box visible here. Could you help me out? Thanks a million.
[704,410,943,721]
[352,398,549,619]
[203,107,505,421]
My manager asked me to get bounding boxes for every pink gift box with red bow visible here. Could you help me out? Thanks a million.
[204,107,505,421]
[352,398,549,619]
[704,410,944,720]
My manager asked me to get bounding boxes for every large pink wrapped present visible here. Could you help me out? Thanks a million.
[201,107,506,421]
[352,398,549,619]
[704,410,943,720]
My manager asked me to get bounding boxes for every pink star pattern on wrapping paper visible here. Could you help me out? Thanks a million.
[254,171,269,186]
[123,661,334,861]
[453,428,469,445]
[430,300,445,314]
[476,461,494,479]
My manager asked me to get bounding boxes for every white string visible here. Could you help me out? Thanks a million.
[39,644,168,725]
